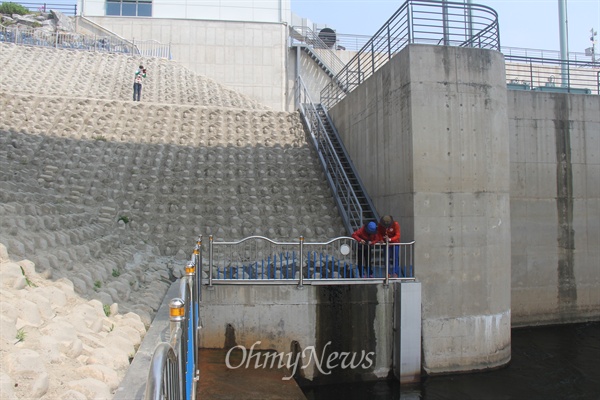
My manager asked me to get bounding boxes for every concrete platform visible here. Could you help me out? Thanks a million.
[198,348,306,400]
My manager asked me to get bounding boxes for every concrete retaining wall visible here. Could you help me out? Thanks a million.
[508,91,600,326]
[199,283,397,383]
[328,44,512,374]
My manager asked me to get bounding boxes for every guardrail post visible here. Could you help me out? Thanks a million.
[297,236,304,289]
[169,298,186,400]
[195,236,202,296]
[194,236,202,383]
[184,261,198,393]
[384,238,390,286]
[208,235,214,287]
[387,24,392,60]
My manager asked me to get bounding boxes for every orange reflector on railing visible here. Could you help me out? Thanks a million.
[170,306,184,318]
[185,264,195,275]
[169,298,185,321]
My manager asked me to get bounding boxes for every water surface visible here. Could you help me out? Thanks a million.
[302,322,600,400]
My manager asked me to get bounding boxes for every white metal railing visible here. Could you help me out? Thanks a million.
[207,235,415,288]
[0,25,171,59]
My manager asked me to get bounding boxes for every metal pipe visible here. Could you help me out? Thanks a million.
[558,0,569,87]
[442,0,450,46]
[295,45,300,109]
[298,236,304,289]
[208,235,214,287]
[466,0,474,45]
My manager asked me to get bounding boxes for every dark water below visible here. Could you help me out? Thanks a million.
[301,321,600,400]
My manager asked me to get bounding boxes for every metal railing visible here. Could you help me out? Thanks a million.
[0,25,171,59]
[290,25,346,77]
[501,46,594,63]
[145,239,202,400]
[297,75,365,232]
[207,235,415,288]
[505,55,599,95]
[1,1,77,15]
[145,234,413,397]
[321,0,499,108]
[322,32,594,65]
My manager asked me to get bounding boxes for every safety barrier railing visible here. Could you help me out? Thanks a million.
[4,2,77,15]
[505,55,599,95]
[323,32,593,64]
[290,25,346,77]
[321,0,499,108]
[145,238,202,400]
[296,75,365,233]
[207,235,415,288]
[0,25,171,59]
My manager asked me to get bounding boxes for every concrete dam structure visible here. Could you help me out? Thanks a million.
[0,2,599,396]
[327,44,599,373]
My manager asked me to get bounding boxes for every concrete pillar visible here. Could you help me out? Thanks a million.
[410,45,511,373]
[329,44,512,374]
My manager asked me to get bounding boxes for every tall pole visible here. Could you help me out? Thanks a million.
[442,0,449,46]
[558,0,569,87]
[466,0,474,45]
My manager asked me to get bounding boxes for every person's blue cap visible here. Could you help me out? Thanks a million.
[366,221,377,234]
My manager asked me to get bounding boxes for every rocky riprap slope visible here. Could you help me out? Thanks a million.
[0,42,344,398]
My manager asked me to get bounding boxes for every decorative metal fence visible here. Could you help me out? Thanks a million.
[320,0,500,109]
[207,235,415,287]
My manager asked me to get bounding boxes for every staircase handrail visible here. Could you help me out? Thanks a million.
[321,0,500,109]
[290,25,346,76]
[296,75,363,233]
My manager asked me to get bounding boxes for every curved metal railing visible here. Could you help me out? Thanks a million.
[321,0,499,108]
[208,234,416,288]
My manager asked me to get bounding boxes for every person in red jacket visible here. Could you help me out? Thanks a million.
[352,221,381,277]
[378,215,402,277]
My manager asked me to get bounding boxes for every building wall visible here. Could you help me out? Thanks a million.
[286,47,336,110]
[84,16,289,110]
[81,0,291,24]
[328,44,512,374]
[508,91,600,326]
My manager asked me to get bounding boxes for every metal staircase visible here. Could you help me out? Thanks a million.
[290,26,346,79]
[296,76,378,234]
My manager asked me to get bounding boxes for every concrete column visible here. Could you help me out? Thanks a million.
[409,45,511,373]
[329,44,512,374]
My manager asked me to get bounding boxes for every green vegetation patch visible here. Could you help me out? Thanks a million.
[0,2,30,15]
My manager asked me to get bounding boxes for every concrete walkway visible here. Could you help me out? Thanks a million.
[198,348,306,400]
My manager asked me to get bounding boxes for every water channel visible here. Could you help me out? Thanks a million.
[302,321,600,400]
